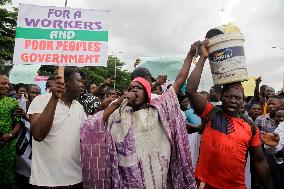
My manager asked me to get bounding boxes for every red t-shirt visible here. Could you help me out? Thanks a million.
[195,103,261,189]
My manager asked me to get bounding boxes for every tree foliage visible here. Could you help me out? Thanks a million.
[80,55,131,90]
[0,0,17,74]
[0,0,11,6]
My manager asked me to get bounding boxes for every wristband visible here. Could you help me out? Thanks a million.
[8,133,13,138]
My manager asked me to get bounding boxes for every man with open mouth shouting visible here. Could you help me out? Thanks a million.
[80,41,204,189]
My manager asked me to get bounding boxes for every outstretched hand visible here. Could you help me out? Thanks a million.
[260,132,280,147]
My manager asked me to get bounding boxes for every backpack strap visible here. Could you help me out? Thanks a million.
[240,114,256,136]
[198,106,220,134]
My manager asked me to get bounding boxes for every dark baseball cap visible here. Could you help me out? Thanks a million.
[131,67,156,82]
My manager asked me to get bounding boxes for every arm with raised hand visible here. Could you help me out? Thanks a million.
[186,39,209,116]
[30,76,64,142]
[93,78,113,97]
[152,75,167,92]
[254,77,262,103]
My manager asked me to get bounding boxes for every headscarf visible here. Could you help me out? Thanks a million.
[131,77,151,103]
[223,82,244,95]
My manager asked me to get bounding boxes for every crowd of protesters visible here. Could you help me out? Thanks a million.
[0,40,284,189]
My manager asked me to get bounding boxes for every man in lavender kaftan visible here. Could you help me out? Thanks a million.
[81,42,201,189]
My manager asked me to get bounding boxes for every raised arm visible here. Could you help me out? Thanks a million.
[254,77,262,103]
[172,41,199,93]
[93,78,113,97]
[30,76,64,142]
[102,96,124,122]
[152,75,166,92]
[186,39,208,116]
[102,92,135,122]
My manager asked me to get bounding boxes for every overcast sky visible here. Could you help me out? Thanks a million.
[11,0,284,91]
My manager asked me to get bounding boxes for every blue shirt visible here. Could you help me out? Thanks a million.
[185,107,201,125]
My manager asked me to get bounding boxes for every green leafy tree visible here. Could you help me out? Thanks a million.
[0,0,17,74]
[79,55,131,91]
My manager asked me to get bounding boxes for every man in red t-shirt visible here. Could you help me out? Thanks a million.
[185,39,273,189]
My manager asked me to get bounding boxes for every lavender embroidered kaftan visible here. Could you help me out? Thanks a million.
[80,87,196,189]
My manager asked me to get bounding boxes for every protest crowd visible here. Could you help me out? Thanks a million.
[1,39,284,189]
[1,6,284,189]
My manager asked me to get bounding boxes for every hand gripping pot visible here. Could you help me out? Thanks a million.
[206,23,248,85]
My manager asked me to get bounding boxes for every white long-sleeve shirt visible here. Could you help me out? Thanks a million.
[265,121,284,164]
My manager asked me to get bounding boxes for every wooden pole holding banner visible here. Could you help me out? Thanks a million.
[57,66,64,80]
[57,0,68,81]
